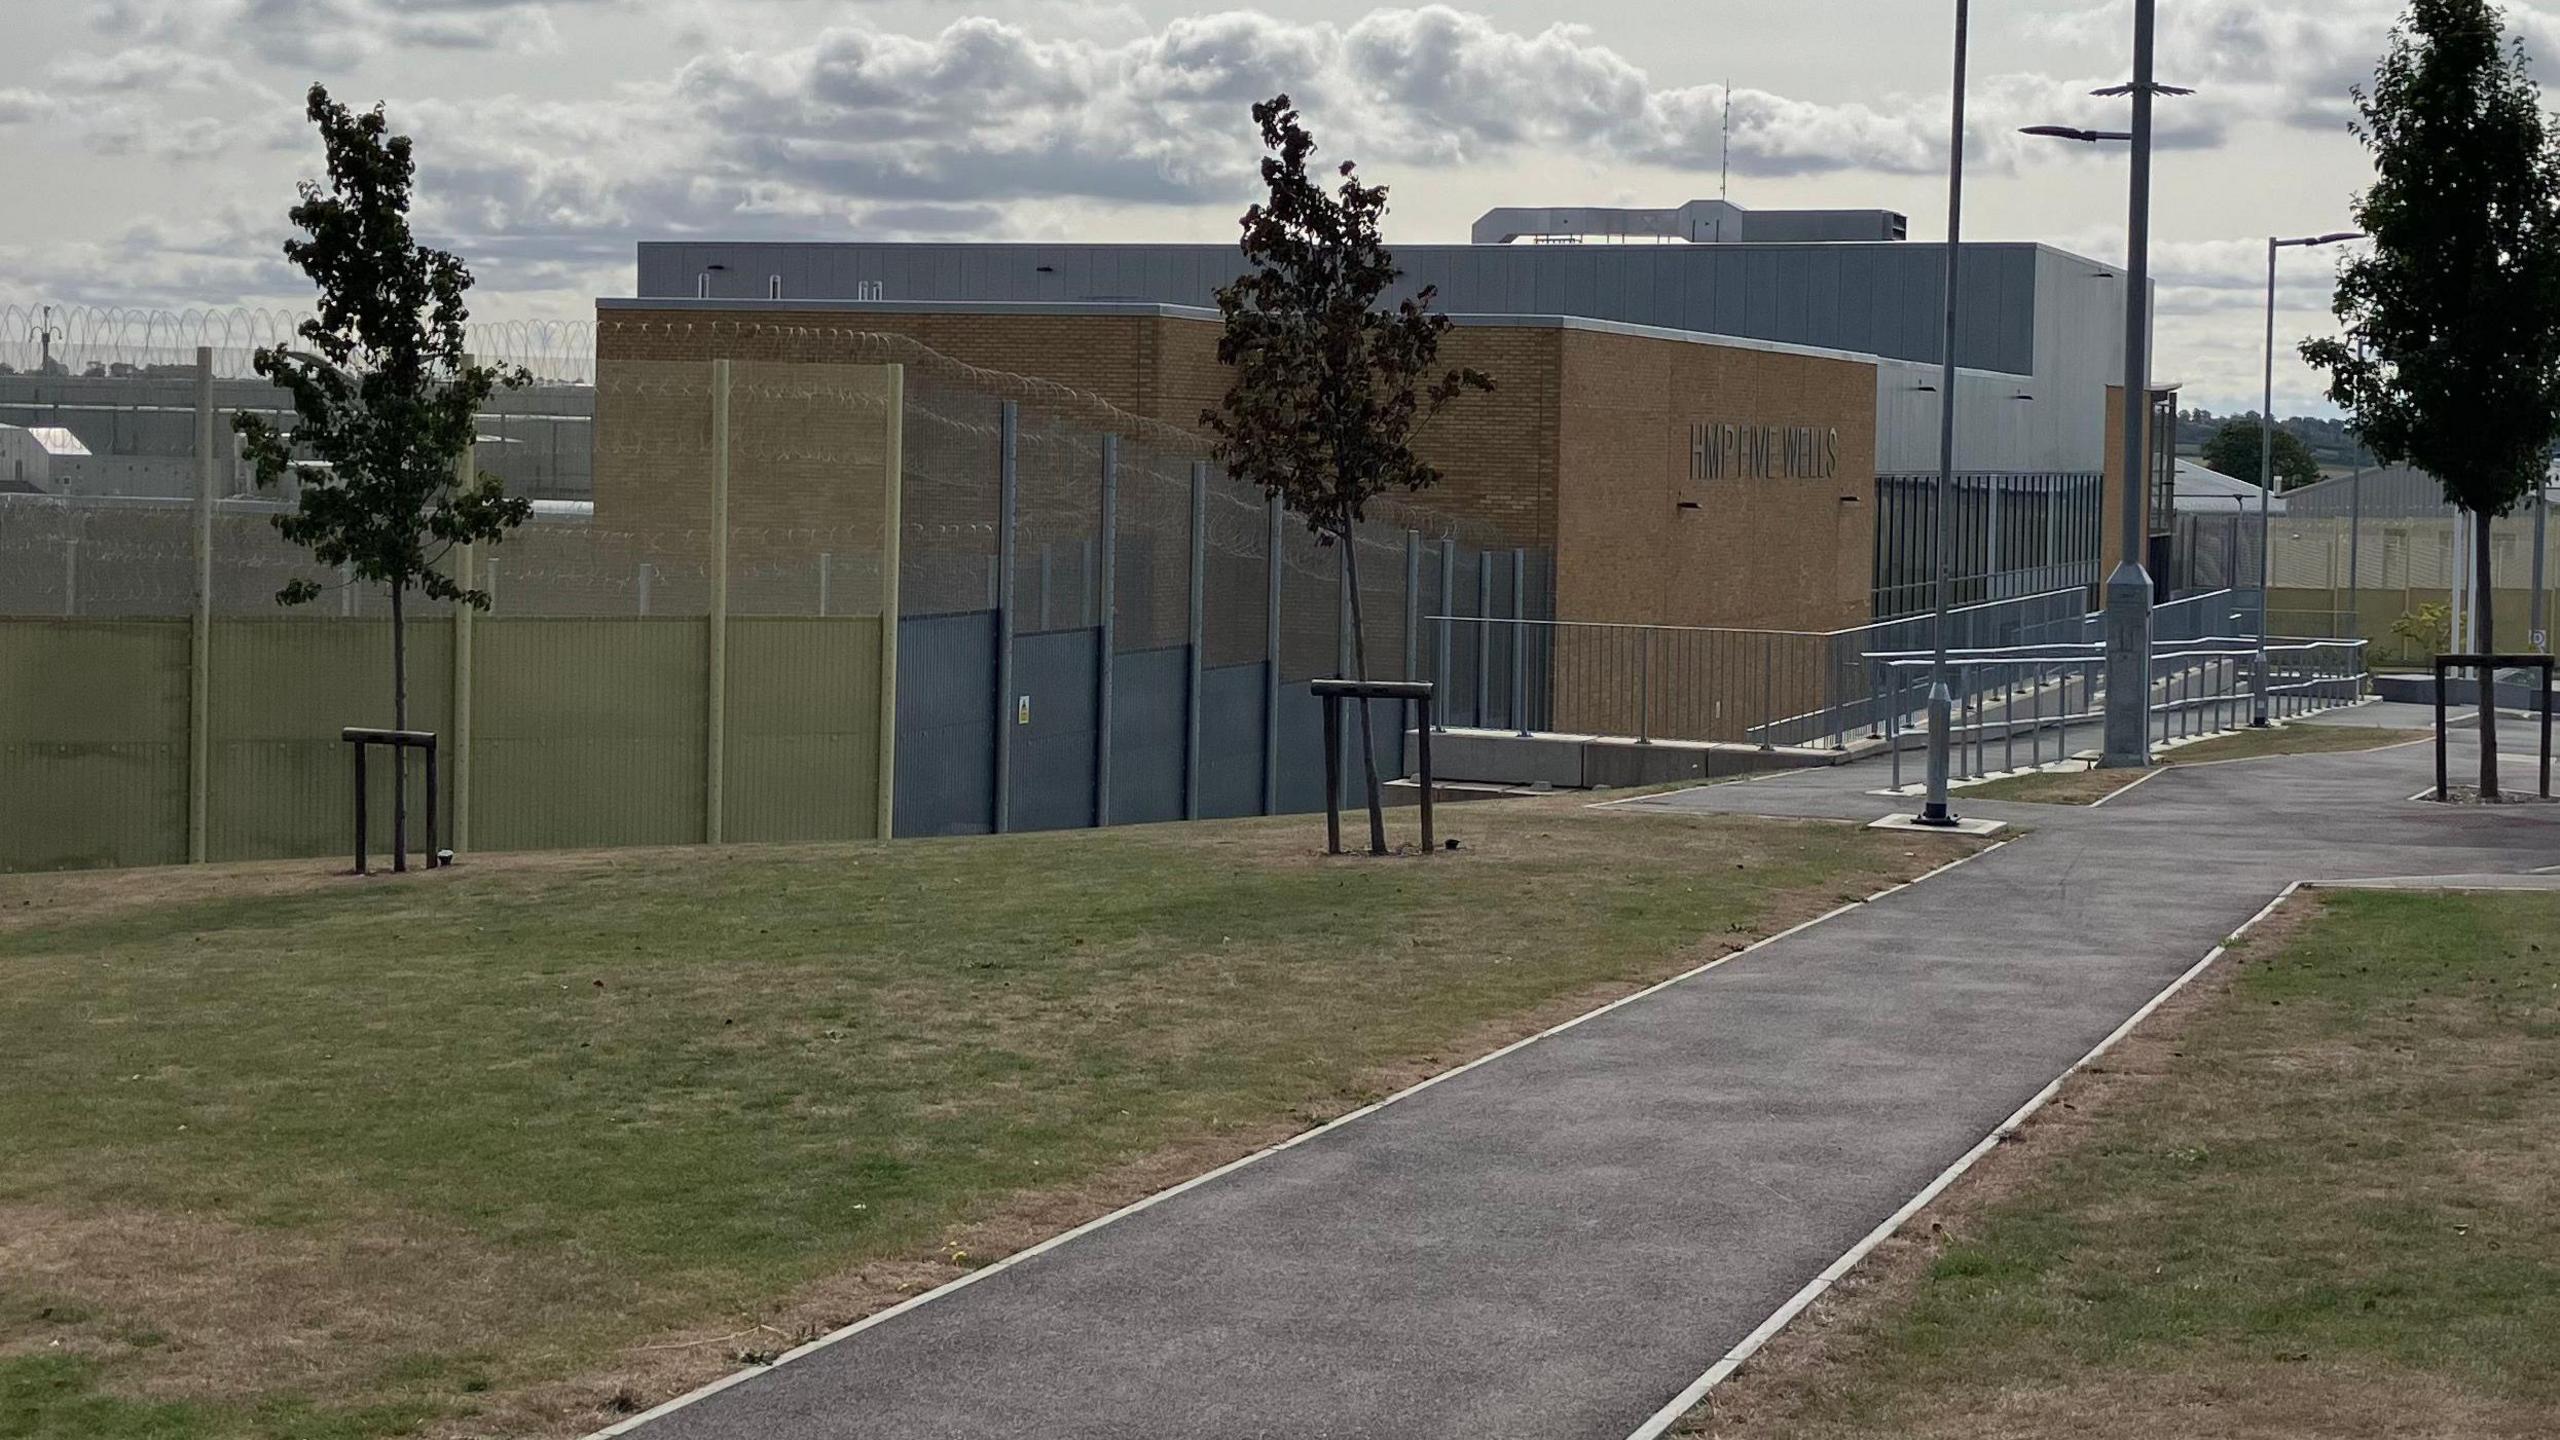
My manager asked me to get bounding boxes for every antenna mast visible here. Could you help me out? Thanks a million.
[1720,80,1733,203]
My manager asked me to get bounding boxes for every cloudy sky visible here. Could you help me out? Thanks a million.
[5,0,2556,412]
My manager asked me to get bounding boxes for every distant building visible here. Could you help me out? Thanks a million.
[0,424,90,494]
[2174,458,2284,516]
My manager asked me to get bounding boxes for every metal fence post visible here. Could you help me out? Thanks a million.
[1095,435,1118,828]
[1437,538,1455,732]
[1510,548,1530,736]
[877,364,904,840]
[60,536,75,617]
[1186,460,1207,820]
[1759,633,1775,751]
[1263,492,1283,814]
[1475,555,1491,728]
[705,358,731,846]
[993,400,1017,834]
[817,550,831,617]
[188,345,213,864]
[1638,632,1651,744]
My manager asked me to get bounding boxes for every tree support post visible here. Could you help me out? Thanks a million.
[1313,679,1435,857]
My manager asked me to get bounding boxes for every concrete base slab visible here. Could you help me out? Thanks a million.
[1415,727,1865,790]
[1867,812,2008,836]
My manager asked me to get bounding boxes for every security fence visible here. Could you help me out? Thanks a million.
[1872,470,2107,617]
[2,340,1540,871]
[2,355,899,872]
[2177,504,2560,665]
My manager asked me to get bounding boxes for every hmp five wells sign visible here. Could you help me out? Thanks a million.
[1690,422,1841,482]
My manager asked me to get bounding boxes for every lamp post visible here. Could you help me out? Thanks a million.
[2025,2,2190,767]
[1916,0,1970,828]
[2255,231,2364,725]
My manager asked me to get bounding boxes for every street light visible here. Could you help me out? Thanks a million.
[2019,125,2135,143]
[2254,230,2364,724]
[1915,0,1971,828]
[2023,0,2190,770]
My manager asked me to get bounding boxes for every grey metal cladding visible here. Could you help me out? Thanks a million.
[634,240,2077,374]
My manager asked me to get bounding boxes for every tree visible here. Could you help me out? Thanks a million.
[2303,0,2560,801]
[2200,416,2322,490]
[234,84,530,857]
[1203,95,1492,855]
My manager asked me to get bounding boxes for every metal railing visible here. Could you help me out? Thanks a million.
[1870,635,2370,789]
[1424,587,2333,773]
[1430,586,2095,750]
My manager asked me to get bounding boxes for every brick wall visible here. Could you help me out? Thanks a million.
[2100,385,2158,569]
[1553,329,1877,632]
[596,306,1886,636]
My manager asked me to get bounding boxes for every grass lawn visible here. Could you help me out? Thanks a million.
[1961,723,2430,805]
[1684,886,2560,1438]
[0,796,1968,1439]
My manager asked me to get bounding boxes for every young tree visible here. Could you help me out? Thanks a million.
[2303,0,2560,800]
[1204,94,1492,855]
[2200,416,2322,490]
[234,84,530,855]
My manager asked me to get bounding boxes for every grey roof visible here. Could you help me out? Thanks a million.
[2173,459,2284,514]
[1467,199,1906,245]
[636,238,2119,378]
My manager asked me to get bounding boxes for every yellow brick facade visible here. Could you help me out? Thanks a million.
[596,306,1883,635]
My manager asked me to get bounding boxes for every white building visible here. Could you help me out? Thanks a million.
[0,425,92,494]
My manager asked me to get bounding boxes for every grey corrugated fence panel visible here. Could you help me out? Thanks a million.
[1198,661,1269,819]
[1273,681,1331,814]
[1107,645,1189,825]
[892,610,999,837]
[1007,627,1101,833]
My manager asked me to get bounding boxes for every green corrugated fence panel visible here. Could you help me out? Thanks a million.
[472,618,708,852]
[3,614,889,870]
[0,620,190,871]
[208,618,455,863]
[724,617,883,843]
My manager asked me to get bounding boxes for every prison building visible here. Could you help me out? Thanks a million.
[609,199,2172,633]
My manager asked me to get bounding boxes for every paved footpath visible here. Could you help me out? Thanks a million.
[617,719,2559,1440]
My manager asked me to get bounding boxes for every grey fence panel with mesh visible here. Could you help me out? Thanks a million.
[893,609,999,838]
[1108,647,1189,825]
[1008,628,1102,832]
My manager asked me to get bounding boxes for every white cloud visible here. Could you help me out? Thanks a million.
[84,0,581,68]
[6,0,2450,411]
[0,89,57,126]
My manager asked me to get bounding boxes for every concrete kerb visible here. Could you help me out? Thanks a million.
[1619,879,2311,1440]
[583,836,2015,1440]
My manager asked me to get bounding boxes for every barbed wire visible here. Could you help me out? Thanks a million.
[1,304,598,383]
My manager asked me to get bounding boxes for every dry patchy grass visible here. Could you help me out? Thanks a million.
[0,796,1973,1438]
